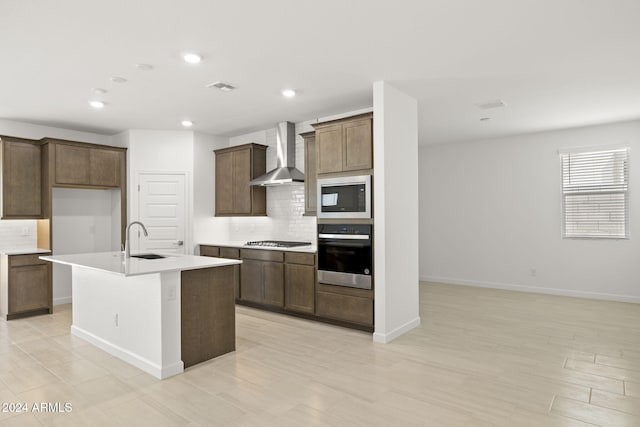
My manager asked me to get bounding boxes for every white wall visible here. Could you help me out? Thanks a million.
[193,131,230,249]
[52,188,120,304]
[373,81,421,343]
[420,119,640,302]
[0,119,112,145]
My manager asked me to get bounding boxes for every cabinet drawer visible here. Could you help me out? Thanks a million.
[220,247,240,259]
[316,291,373,326]
[284,252,315,266]
[199,246,220,257]
[241,249,284,262]
[9,254,48,267]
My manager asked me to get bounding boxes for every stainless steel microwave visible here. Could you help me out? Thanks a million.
[317,175,372,219]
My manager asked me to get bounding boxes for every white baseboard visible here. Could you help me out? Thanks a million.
[421,276,640,304]
[53,296,72,306]
[71,325,183,379]
[373,317,421,344]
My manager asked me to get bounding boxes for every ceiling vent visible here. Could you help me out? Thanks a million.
[476,99,507,110]
[206,81,236,92]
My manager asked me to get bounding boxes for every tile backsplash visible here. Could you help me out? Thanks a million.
[226,122,317,244]
[228,184,316,243]
[0,220,38,251]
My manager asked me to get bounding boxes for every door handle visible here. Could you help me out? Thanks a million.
[176,240,184,246]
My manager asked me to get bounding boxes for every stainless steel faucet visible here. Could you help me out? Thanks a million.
[125,221,149,258]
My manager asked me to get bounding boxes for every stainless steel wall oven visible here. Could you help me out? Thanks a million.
[317,224,372,290]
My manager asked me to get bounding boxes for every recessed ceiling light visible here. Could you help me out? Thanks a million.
[89,100,105,109]
[92,88,107,95]
[206,81,236,92]
[135,63,154,71]
[110,76,127,84]
[183,53,202,64]
[181,120,193,127]
[281,89,296,98]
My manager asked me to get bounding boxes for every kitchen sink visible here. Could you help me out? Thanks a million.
[130,254,167,260]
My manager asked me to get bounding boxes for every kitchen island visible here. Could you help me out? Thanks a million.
[40,252,242,379]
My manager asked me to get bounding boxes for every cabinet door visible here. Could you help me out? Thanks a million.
[285,264,315,314]
[240,259,263,303]
[2,140,42,218]
[343,119,372,171]
[55,144,90,185]
[8,264,50,313]
[303,136,317,215]
[215,151,234,215]
[89,149,120,187]
[316,124,344,174]
[232,148,252,214]
[263,262,284,307]
[199,246,220,257]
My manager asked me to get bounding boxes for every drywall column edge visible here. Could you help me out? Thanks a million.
[372,81,421,343]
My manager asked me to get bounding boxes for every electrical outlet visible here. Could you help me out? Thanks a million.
[114,313,119,327]
[530,268,537,277]
[168,285,176,301]
[21,227,29,236]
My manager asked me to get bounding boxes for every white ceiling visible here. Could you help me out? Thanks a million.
[1,0,639,145]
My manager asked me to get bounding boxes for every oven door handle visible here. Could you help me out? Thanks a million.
[318,234,370,240]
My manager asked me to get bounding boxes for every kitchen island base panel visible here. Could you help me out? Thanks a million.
[181,265,235,368]
[71,267,183,379]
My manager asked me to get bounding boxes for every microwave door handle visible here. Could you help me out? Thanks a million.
[318,234,370,240]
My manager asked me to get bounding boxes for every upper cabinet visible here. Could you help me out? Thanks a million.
[300,131,317,216]
[0,136,43,219]
[312,113,373,175]
[214,143,267,216]
[51,142,122,188]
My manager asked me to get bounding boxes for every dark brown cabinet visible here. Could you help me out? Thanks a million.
[284,252,316,314]
[301,131,317,216]
[240,249,284,307]
[316,283,373,327]
[313,113,373,175]
[199,245,241,299]
[181,265,236,368]
[53,143,121,188]
[214,143,267,216]
[0,253,52,320]
[89,148,120,187]
[0,137,43,219]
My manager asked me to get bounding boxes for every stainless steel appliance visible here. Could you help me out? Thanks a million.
[245,240,311,248]
[248,122,305,186]
[317,224,372,290]
[317,175,372,219]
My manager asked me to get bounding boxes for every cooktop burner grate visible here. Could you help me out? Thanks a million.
[245,240,312,248]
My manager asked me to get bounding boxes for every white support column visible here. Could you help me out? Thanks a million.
[373,81,421,343]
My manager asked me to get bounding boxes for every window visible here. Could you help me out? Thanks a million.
[561,147,629,239]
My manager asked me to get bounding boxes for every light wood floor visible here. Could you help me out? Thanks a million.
[0,282,639,426]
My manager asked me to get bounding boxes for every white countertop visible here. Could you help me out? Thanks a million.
[199,241,317,253]
[40,251,242,277]
[1,248,51,255]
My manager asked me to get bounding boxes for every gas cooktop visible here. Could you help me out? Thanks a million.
[245,240,312,248]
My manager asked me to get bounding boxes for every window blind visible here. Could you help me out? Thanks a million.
[561,147,629,239]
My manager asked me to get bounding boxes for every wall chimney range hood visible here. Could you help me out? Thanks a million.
[249,121,305,186]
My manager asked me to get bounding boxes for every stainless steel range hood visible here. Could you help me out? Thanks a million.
[249,121,305,186]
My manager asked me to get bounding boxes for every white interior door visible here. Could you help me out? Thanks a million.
[137,173,187,254]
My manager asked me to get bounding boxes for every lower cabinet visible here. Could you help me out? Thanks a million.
[240,249,284,307]
[0,253,52,320]
[284,252,316,314]
[316,283,373,327]
[198,245,372,330]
